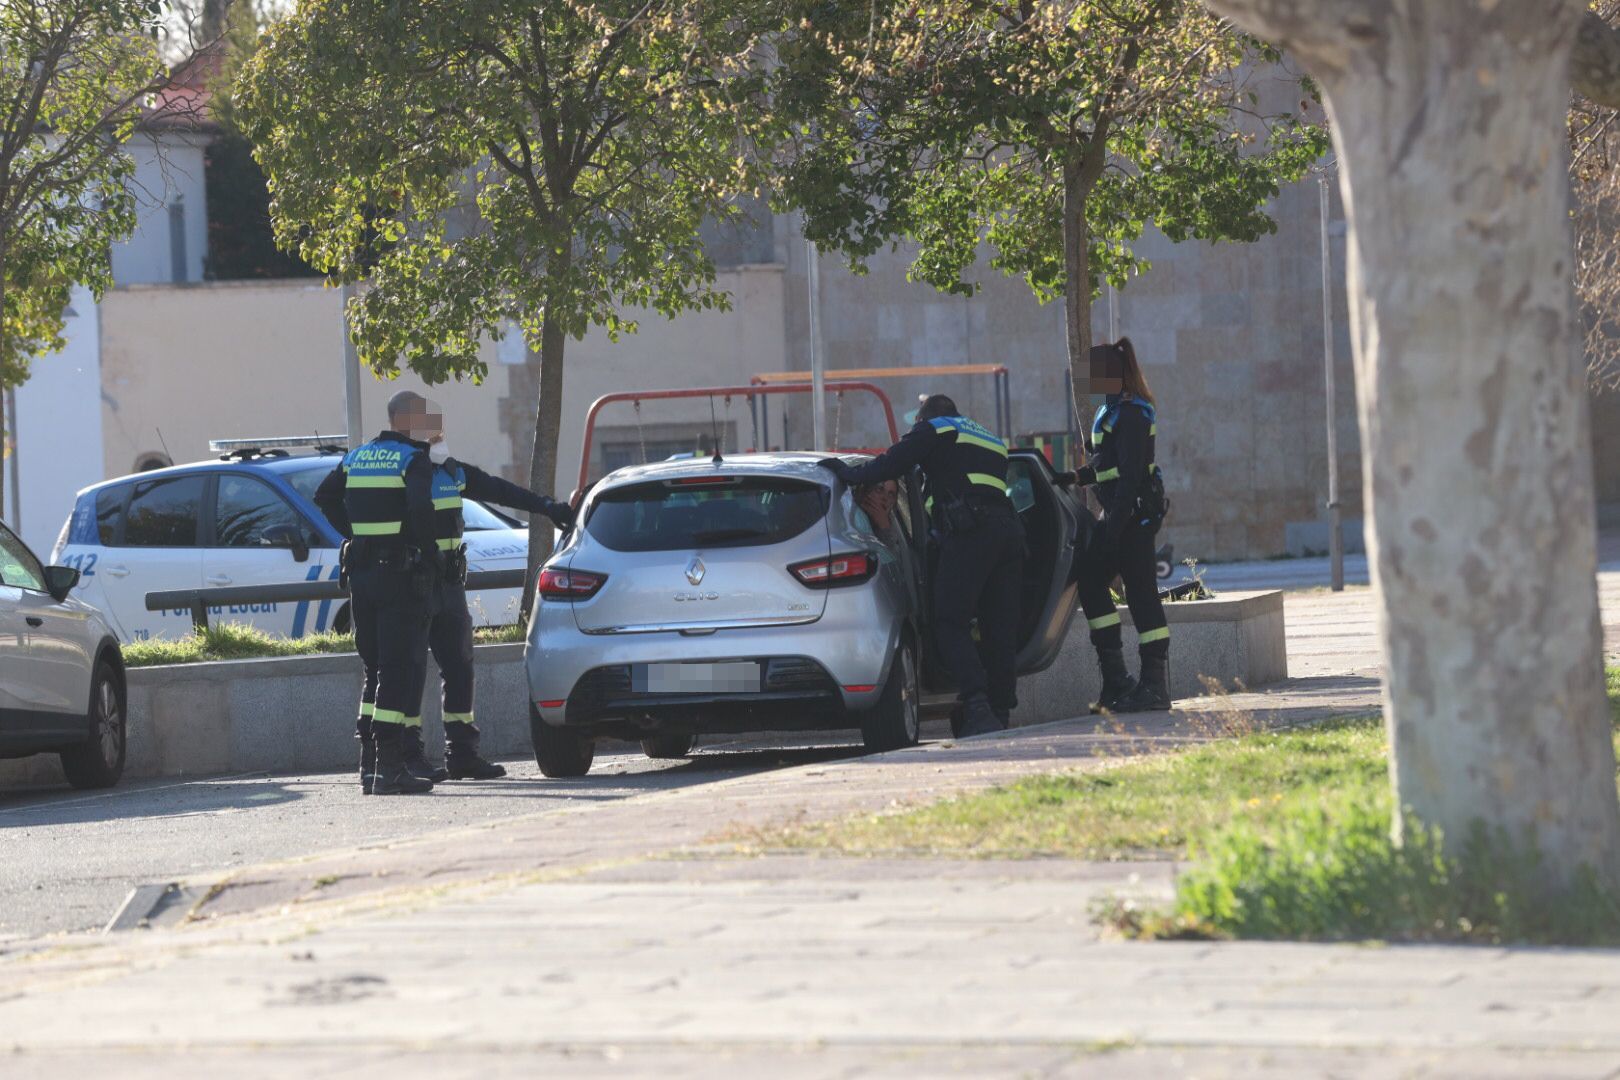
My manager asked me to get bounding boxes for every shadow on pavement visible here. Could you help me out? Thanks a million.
[0,774,308,829]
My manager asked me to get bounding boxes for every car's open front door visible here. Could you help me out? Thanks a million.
[1008,449,1083,675]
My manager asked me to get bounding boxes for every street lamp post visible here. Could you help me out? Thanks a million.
[1319,171,1344,592]
[341,281,363,448]
[808,238,827,450]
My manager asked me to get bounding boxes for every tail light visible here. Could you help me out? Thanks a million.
[536,567,607,601]
[789,552,877,589]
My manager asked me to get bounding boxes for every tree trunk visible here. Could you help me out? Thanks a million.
[1062,152,1097,453]
[521,258,571,617]
[1,238,7,523]
[1208,0,1620,885]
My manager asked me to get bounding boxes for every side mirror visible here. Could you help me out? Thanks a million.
[44,565,80,603]
[262,524,310,563]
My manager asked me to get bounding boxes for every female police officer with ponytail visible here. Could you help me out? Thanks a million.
[1065,338,1171,713]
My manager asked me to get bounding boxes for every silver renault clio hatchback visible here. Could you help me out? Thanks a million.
[524,450,1082,777]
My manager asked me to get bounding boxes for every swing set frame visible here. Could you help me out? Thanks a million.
[574,381,901,494]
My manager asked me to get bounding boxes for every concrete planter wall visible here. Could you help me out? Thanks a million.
[1016,589,1286,726]
[1,644,530,786]
[2,589,1286,786]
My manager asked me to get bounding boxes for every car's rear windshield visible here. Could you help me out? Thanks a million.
[586,476,828,552]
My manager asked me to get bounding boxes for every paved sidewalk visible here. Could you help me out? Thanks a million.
[3,582,1617,1076]
[5,855,1620,1077]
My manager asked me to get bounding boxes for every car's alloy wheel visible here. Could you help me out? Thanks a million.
[61,661,126,790]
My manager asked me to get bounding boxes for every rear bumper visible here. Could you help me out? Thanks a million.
[526,588,902,733]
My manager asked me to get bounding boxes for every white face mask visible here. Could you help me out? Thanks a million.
[429,441,452,463]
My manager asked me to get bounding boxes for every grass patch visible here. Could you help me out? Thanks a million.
[763,719,1389,860]
[757,674,1620,945]
[122,620,525,667]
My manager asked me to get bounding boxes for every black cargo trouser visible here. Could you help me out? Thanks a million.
[932,505,1025,713]
[426,580,476,725]
[1075,519,1168,658]
[350,564,434,733]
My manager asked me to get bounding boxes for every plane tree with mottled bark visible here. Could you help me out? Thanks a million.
[236,0,777,599]
[1200,0,1620,890]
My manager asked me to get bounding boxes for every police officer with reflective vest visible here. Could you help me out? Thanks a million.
[822,394,1024,738]
[1066,338,1172,713]
[417,426,574,781]
[314,391,442,795]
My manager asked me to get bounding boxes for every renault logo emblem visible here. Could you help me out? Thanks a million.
[685,557,706,586]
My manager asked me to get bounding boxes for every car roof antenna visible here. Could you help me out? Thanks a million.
[709,394,724,463]
[156,427,172,463]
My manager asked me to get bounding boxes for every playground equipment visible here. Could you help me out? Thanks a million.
[750,364,1012,447]
[575,381,900,494]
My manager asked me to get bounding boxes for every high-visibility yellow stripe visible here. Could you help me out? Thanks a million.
[1094,467,1120,482]
[1093,430,1106,445]
[954,431,1008,456]
[352,521,402,536]
[400,714,423,729]
[445,712,475,726]
[359,702,375,717]
[966,473,1006,492]
[432,496,462,510]
[1088,612,1121,630]
[436,537,462,551]
[374,707,406,725]
[1139,626,1170,644]
[347,474,406,489]
[1149,424,1157,436]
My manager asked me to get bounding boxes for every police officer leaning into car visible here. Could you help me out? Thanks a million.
[821,394,1024,738]
[315,391,442,795]
[415,414,574,782]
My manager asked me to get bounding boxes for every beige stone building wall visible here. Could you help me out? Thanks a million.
[98,280,515,478]
[769,177,1362,563]
[499,266,789,497]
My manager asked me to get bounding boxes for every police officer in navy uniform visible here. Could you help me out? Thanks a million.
[416,422,574,781]
[1067,338,1172,713]
[822,394,1023,738]
[314,390,441,795]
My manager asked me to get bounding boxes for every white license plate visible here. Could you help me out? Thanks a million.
[635,662,762,694]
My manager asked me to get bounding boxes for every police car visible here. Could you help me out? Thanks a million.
[49,437,530,642]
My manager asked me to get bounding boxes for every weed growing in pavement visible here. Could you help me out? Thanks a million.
[123,620,525,667]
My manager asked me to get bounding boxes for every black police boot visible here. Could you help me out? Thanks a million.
[445,721,506,780]
[357,720,376,795]
[1089,648,1137,714]
[1113,652,1172,714]
[372,723,434,795]
[957,694,1002,738]
[403,724,449,783]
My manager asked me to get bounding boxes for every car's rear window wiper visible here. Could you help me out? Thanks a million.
[690,527,770,543]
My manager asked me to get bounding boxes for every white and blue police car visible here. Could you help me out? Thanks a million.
[49,437,530,642]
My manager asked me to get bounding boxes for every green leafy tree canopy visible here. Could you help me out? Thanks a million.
[238,0,779,587]
[772,0,1329,413]
[0,0,172,390]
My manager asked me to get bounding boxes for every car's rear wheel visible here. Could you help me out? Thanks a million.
[60,659,125,790]
[641,732,694,759]
[529,703,595,777]
[862,638,920,753]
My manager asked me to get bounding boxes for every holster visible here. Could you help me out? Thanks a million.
[1135,471,1170,535]
[443,544,469,586]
